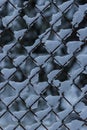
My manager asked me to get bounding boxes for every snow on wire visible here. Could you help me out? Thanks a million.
[0,0,87,130]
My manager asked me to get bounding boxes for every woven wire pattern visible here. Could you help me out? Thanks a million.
[0,0,87,130]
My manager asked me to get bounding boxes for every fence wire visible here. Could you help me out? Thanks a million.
[0,0,87,130]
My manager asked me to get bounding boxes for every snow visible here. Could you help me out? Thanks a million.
[2,43,15,53]
[28,67,40,84]
[0,0,7,7]
[49,121,61,130]
[34,82,48,94]
[25,46,33,53]
[0,81,7,90]
[14,29,27,40]
[57,107,72,120]
[29,67,40,79]
[39,28,51,42]
[0,0,87,129]
[13,110,26,119]
[9,79,28,94]
[2,96,16,105]
[77,27,87,41]
[35,107,51,121]
[58,0,74,12]
[66,120,84,130]
[53,79,60,87]
[45,95,60,107]
[47,70,61,83]
[35,55,50,66]
[30,74,39,84]
[25,95,39,108]
[54,54,72,65]
[4,125,16,130]
[57,29,72,40]
[80,106,87,119]
[23,13,40,26]
[77,54,87,66]
[36,1,50,11]
[72,4,87,27]
[0,30,2,33]
[0,110,6,117]
[1,68,16,79]
[26,123,40,130]
[13,55,27,66]
[72,11,84,27]
[0,53,6,61]
[67,41,84,54]
[64,85,79,105]
[45,40,61,53]
[13,126,23,130]
[50,12,62,27]
[81,127,87,130]
[69,67,83,80]
[59,80,72,93]
[2,10,19,27]
[75,102,86,113]
[81,85,87,94]
[25,39,40,53]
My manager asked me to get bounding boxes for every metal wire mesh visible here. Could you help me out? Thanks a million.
[0,0,87,130]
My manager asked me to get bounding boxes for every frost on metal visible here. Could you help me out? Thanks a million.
[0,0,87,130]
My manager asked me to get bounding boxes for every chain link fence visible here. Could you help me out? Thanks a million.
[0,0,87,130]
